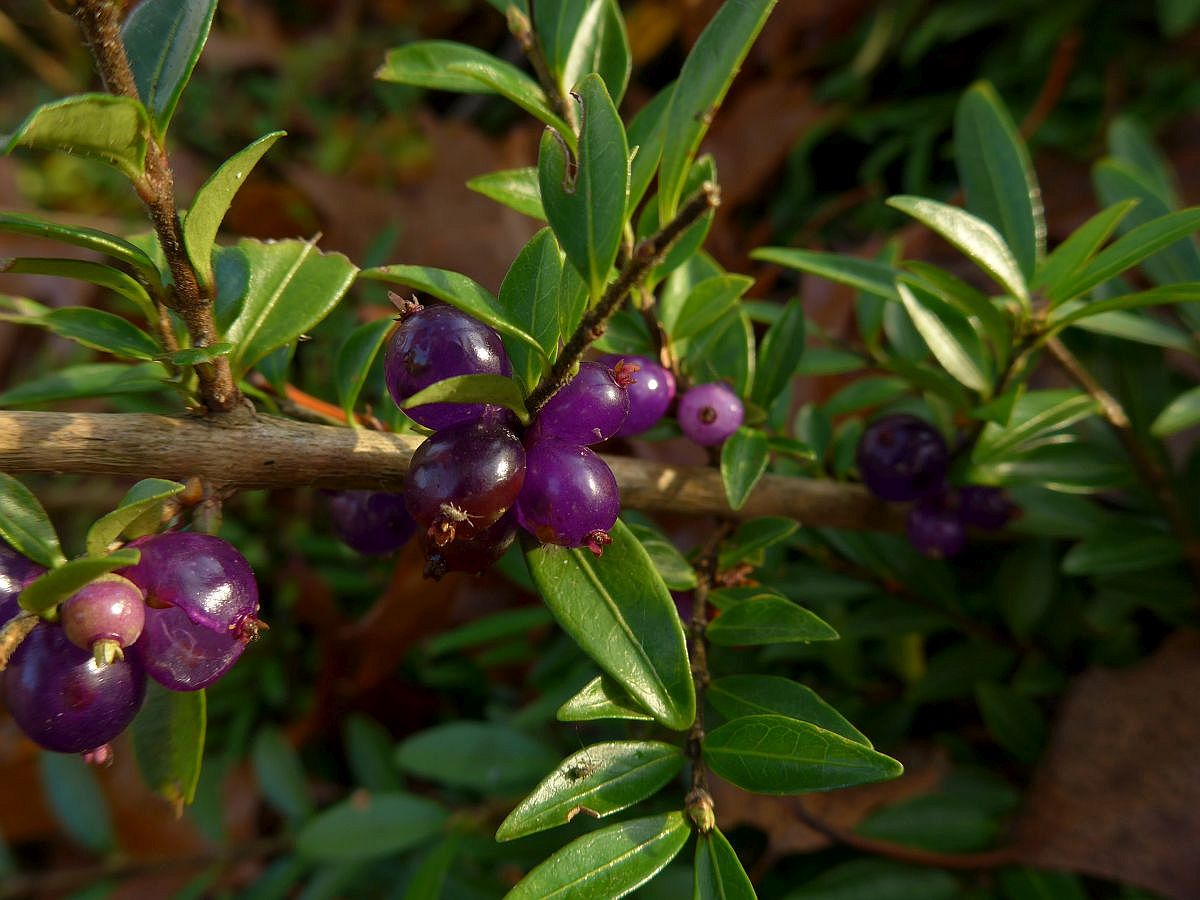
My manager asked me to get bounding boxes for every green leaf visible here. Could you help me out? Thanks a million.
[900,261,1011,362]
[343,714,405,793]
[403,837,462,900]
[1034,200,1138,295]
[5,94,150,181]
[0,212,159,280]
[668,274,753,341]
[184,131,285,290]
[707,596,837,646]
[402,374,529,426]
[658,0,777,220]
[499,228,563,392]
[496,741,683,841]
[538,74,629,300]
[218,238,358,377]
[122,0,218,135]
[19,549,140,615]
[0,472,64,567]
[1067,308,1194,352]
[334,317,394,423]
[85,478,185,556]
[896,281,991,392]
[296,792,447,863]
[251,727,315,823]
[955,81,1045,280]
[625,520,697,591]
[973,390,1098,463]
[752,298,806,407]
[822,376,908,418]
[424,606,552,656]
[640,154,717,285]
[684,308,755,397]
[708,675,871,747]
[1,257,156,320]
[33,308,160,361]
[524,519,696,730]
[720,427,769,511]
[887,195,1028,306]
[535,0,632,104]
[38,754,115,856]
[360,265,544,356]
[1152,384,1200,437]
[506,812,690,900]
[130,682,206,808]
[1062,526,1182,576]
[975,683,1046,765]
[786,859,960,900]
[751,248,898,301]
[162,342,233,366]
[694,829,756,900]
[627,82,674,215]
[467,167,545,220]
[396,721,557,793]
[998,868,1088,900]
[557,675,657,723]
[0,362,167,407]
[703,715,903,794]
[717,517,796,570]
[1049,282,1200,330]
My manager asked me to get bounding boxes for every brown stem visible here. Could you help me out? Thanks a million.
[509,1,576,130]
[72,0,240,414]
[527,183,721,412]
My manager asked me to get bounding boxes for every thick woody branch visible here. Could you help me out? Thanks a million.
[0,411,904,529]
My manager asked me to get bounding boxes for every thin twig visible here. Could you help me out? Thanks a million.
[508,1,575,130]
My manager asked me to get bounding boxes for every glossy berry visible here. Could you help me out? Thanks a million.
[133,605,247,691]
[856,414,948,502]
[4,622,146,753]
[405,416,525,547]
[601,355,676,437]
[516,439,619,556]
[61,574,145,666]
[906,493,966,559]
[533,360,635,445]
[423,511,517,580]
[677,382,744,447]
[384,304,512,430]
[958,485,1015,530]
[0,542,44,626]
[326,490,415,555]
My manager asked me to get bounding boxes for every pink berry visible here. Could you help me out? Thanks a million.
[61,574,145,665]
[678,382,744,447]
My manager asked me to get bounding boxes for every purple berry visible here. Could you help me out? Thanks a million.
[856,414,948,502]
[133,605,247,691]
[405,416,525,548]
[906,492,966,559]
[532,360,635,445]
[384,304,512,430]
[61,575,145,665]
[1,542,44,626]
[601,355,676,436]
[326,490,415,555]
[422,511,517,580]
[958,485,1015,530]
[4,622,146,753]
[677,382,744,447]
[516,439,619,556]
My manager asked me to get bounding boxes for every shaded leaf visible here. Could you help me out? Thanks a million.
[401,374,529,425]
[625,520,697,591]
[896,281,991,392]
[708,675,871,746]
[334,317,393,423]
[396,721,557,793]
[343,715,405,793]
[296,792,446,863]
[5,94,150,181]
[694,829,756,900]
[499,228,562,392]
[627,82,674,214]
[1,257,155,320]
[130,682,206,808]
[751,248,898,301]
[1062,526,1182,576]
[425,606,553,656]
[785,859,959,900]
[1049,282,1200,330]
[717,517,797,570]
[1034,200,1138,296]
[0,362,168,407]
[558,675,656,723]
[707,597,838,646]
[0,212,159,279]
[976,683,1046,765]
[122,0,218,135]
[252,727,315,823]
[0,472,65,568]
[752,298,806,407]
[1151,384,1200,437]
[720,427,769,511]
[667,274,752,340]
[19,549,140,615]
[973,390,1098,463]
[39,754,115,855]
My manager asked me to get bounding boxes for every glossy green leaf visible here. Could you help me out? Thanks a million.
[447,61,574,139]
[0,472,64,568]
[524,519,696,730]
[535,0,632,103]
[625,521,697,591]
[0,361,167,408]
[184,131,285,290]
[896,281,991,392]
[402,374,529,425]
[130,682,206,808]
[975,683,1045,764]
[955,81,1044,280]
[396,721,557,793]
[557,675,656,723]
[467,167,545,220]
[720,427,769,511]
[122,0,218,135]
[0,213,159,280]
[506,812,690,900]
[626,82,674,215]
[162,342,233,366]
[717,517,796,570]
[334,317,394,423]
[35,308,160,360]
[252,727,315,823]
[752,298,806,407]
[973,390,1098,463]
[785,859,960,900]
[708,675,871,747]
[499,228,563,392]
[1049,282,1200,330]
[703,715,903,794]
[5,94,150,181]
[707,597,837,646]
[1034,200,1138,296]
[658,0,777,220]
[19,549,140,615]
[1151,384,1200,437]
[539,74,629,300]
[668,274,753,340]
[296,792,447,863]
[85,478,184,556]
[900,262,1010,362]
[39,753,115,855]
[497,741,683,841]
[751,247,898,301]
[694,829,756,900]
[1,257,156,320]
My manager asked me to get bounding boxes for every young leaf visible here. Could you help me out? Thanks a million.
[401,374,530,425]
[954,81,1045,280]
[506,812,690,900]
[251,727,315,823]
[703,715,903,794]
[36,308,161,361]
[896,281,992,392]
[499,228,563,392]
[538,74,629,300]
[524,519,696,731]
[296,792,447,863]
[1034,200,1138,296]
[752,298,806,407]
[184,131,286,290]
[557,675,656,723]
[85,478,184,557]
[5,94,150,181]
[694,829,756,900]
[535,0,632,103]
[667,274,753,340]
[658,0,778,220]
[751,247,898,301]
[0,472,65,568]
[1,258,156,320]
[334,317,394,423]
[121,0,218,136]
[0,362,168,408]
[708,675,871,746]
[0,213,159,280]
[130,682,206,809]
[720,427,769,511]
[18,549,140,615]
[1151,384,1200,437]
[706,596,838,646]
[396,721,557,793]
[467,167,545,220]
[496,741,683,841]
[975,683,1046,765]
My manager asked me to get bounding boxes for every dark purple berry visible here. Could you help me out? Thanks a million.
[384,304,512,430]
[678,382,744,447]
[405,416,525,548]
[958,485,1015,530]
[856,414,948,502]
[422,512,517,580]
[515,439,619,556]
[532,360,634,445]
[601,355,676,437]
[61,574,145,666]
[4,622,146,753]
[133,605,247,691]
[326,490,415,555]
[906,492,966,559]
[1,542,45,626]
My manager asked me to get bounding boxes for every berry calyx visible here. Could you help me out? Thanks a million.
[325,490,415,555]
[906,492,966,559]
[532,360,633,446]
[677,382,744,447]
[600,354,676,437]
[856,414,949,502]
[61,574,146,666]
[515,439,619,554]
[958,485,1016,530]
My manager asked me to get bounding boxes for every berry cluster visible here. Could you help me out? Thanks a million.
[856,414,1015,558]
[0,532,260,756]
